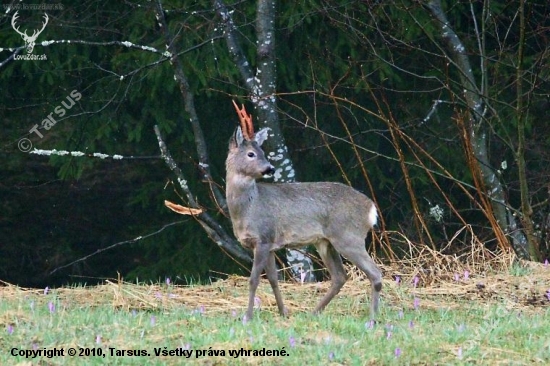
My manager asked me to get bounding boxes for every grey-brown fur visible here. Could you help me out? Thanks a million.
[226,126,382,321]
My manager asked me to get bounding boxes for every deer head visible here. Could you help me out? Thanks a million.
[11,11,49,54]
[227,100,273,179]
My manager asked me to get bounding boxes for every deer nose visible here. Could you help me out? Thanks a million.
[262,165,275,176]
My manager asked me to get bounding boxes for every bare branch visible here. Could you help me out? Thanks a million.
[0,49,21,68]
[213,0,255,91]
[154,125,252,263]
[154,0,226,209]
[154,125,199,208]
[1,36,222,70]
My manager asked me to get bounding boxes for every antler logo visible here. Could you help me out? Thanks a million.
[11,11,49,54]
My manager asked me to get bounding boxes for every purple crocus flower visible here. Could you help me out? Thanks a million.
[413,297,420,310]
[413,276,419,288]
[395,348,402,357]
[365,320,375,329]
[289,336,296,347]
[48,302,55,313]
[7,325,14,335]
[385,324,393,339]
[44,286,49,295]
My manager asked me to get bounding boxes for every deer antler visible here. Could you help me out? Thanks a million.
[232,100,255,141]
[34,13,49,37]
[11,11,26,37]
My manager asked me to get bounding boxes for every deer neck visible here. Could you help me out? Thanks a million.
[226,173,259,216]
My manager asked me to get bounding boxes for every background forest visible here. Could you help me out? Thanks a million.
[1,0,548,288]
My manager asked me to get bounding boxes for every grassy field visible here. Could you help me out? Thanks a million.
[1,258,549,365]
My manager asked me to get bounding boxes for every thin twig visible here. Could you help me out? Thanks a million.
[50,221,186,275]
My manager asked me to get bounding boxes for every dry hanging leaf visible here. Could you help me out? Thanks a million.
[164,200,203,215]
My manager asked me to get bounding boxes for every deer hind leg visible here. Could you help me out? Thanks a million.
[265,251,287,316]
[332,236,382,319]
[313,240,348,314]
[246,243,270,321]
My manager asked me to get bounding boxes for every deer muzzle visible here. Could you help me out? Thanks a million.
[262,165,275,177]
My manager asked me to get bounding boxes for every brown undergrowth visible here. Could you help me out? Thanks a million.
[1,241,548,318]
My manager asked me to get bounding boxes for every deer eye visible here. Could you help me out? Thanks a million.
[247,152,256,158]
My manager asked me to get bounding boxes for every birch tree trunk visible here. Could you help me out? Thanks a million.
[254,0,315,281]
[215,0,315,281]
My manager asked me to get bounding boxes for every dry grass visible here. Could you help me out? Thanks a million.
[1,243,547,317]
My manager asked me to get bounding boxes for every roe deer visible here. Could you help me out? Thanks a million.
[226,101,382,321]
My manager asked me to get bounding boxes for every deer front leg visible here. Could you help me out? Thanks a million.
[245,243,270,321]
[265,251,287,316]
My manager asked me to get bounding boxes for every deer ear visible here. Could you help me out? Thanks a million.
[236,127,245,145]
[229,127,244,149]
[254,127,270,146]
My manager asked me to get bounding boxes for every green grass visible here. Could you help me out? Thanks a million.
[1,268,549,365]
